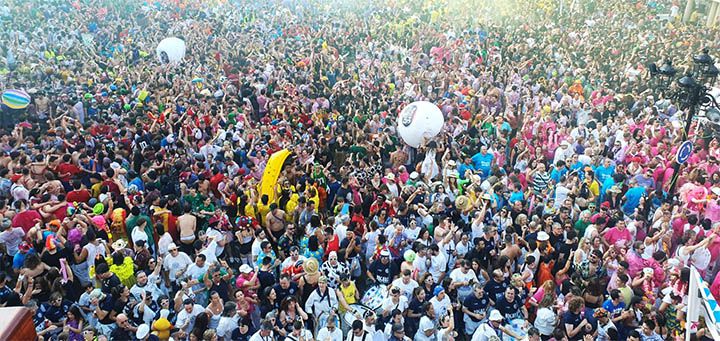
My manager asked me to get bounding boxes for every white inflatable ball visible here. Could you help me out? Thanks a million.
[397,101,444,148]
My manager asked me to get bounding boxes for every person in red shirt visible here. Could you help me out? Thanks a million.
[66,180,92,204]
[324,226,340,257]
[55,154,81,183]
[11,200,42,233]
[100,169,122,198]
[209,167,225,198]
[350,205,366,236]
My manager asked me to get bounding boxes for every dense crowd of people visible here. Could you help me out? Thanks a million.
[1,0,720,340]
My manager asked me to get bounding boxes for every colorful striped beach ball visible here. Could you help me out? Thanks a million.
[1,89,31,109]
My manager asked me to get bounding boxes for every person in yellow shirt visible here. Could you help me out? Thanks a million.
[583,169,600,201]
[258,194,276,227]
[338,274,359,313]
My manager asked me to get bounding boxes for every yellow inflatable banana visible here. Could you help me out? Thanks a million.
[258,149,291,204]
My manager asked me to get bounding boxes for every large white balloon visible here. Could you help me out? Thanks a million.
[156,37,186,64]
[397,101,444,148]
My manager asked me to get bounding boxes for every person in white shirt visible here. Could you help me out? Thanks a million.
[304,276,339,318]
[183,254,210,306]
[449,260,477,302]
[346,320,368,341]
[175,299,205,335]
[162,243,192,284]
[428,286,451,324]
[414,313,436,341]
[391,270,419,301]
[131,223,149,247]
[428,244,447,283]
[0,219,25,256]
[381,287,409,320]
[249,320,275,341]
[284,320,313,341]
[216,302,240,340]
[533,296,557,338]
[316,314,343,341]
[472,310,522,341]
[130,260,164,303]
[412,246,430,279]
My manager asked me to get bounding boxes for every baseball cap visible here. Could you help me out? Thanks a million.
[239,264,253,274]
[433,286,445,297]
[537,231,550,241]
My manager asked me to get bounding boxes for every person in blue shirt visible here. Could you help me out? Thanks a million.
[471,145,494,179]
[601,289,626,324]
[550,161,568,184]
[568,154,585,178]
[598,173,620,204]
[458,156,474,180]
[12,243,33,272]
[127,170,145,192]
[621,180,646,216]
[594,158,615,185]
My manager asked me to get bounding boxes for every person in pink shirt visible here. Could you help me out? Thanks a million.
[602,220,632,247]
[706,188,720,222]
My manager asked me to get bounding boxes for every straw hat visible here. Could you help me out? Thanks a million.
[455,195,471,211]
[304,257,319,275]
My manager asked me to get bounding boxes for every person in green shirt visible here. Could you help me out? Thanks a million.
[574,210,592,237]
[183,187,204,211]
[195,196,216,231]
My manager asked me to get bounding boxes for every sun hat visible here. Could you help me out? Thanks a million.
[303,257,319,275]
[489,309,504,321]
[537,231,550,241]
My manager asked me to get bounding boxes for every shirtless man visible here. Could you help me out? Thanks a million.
[265,203,286,243]
[500,233,522,271]
[177,205,197,253]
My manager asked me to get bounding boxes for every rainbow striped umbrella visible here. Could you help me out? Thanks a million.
[1,89,31,109]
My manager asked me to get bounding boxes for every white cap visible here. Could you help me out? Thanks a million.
[489,309,504,321]
[136,324,150,339]
[537,231,550,241]
[380,249,391,257]
[167,243,178,251]
[239,264,253,274]
[410,171,419,180]
[712,187,720,196]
